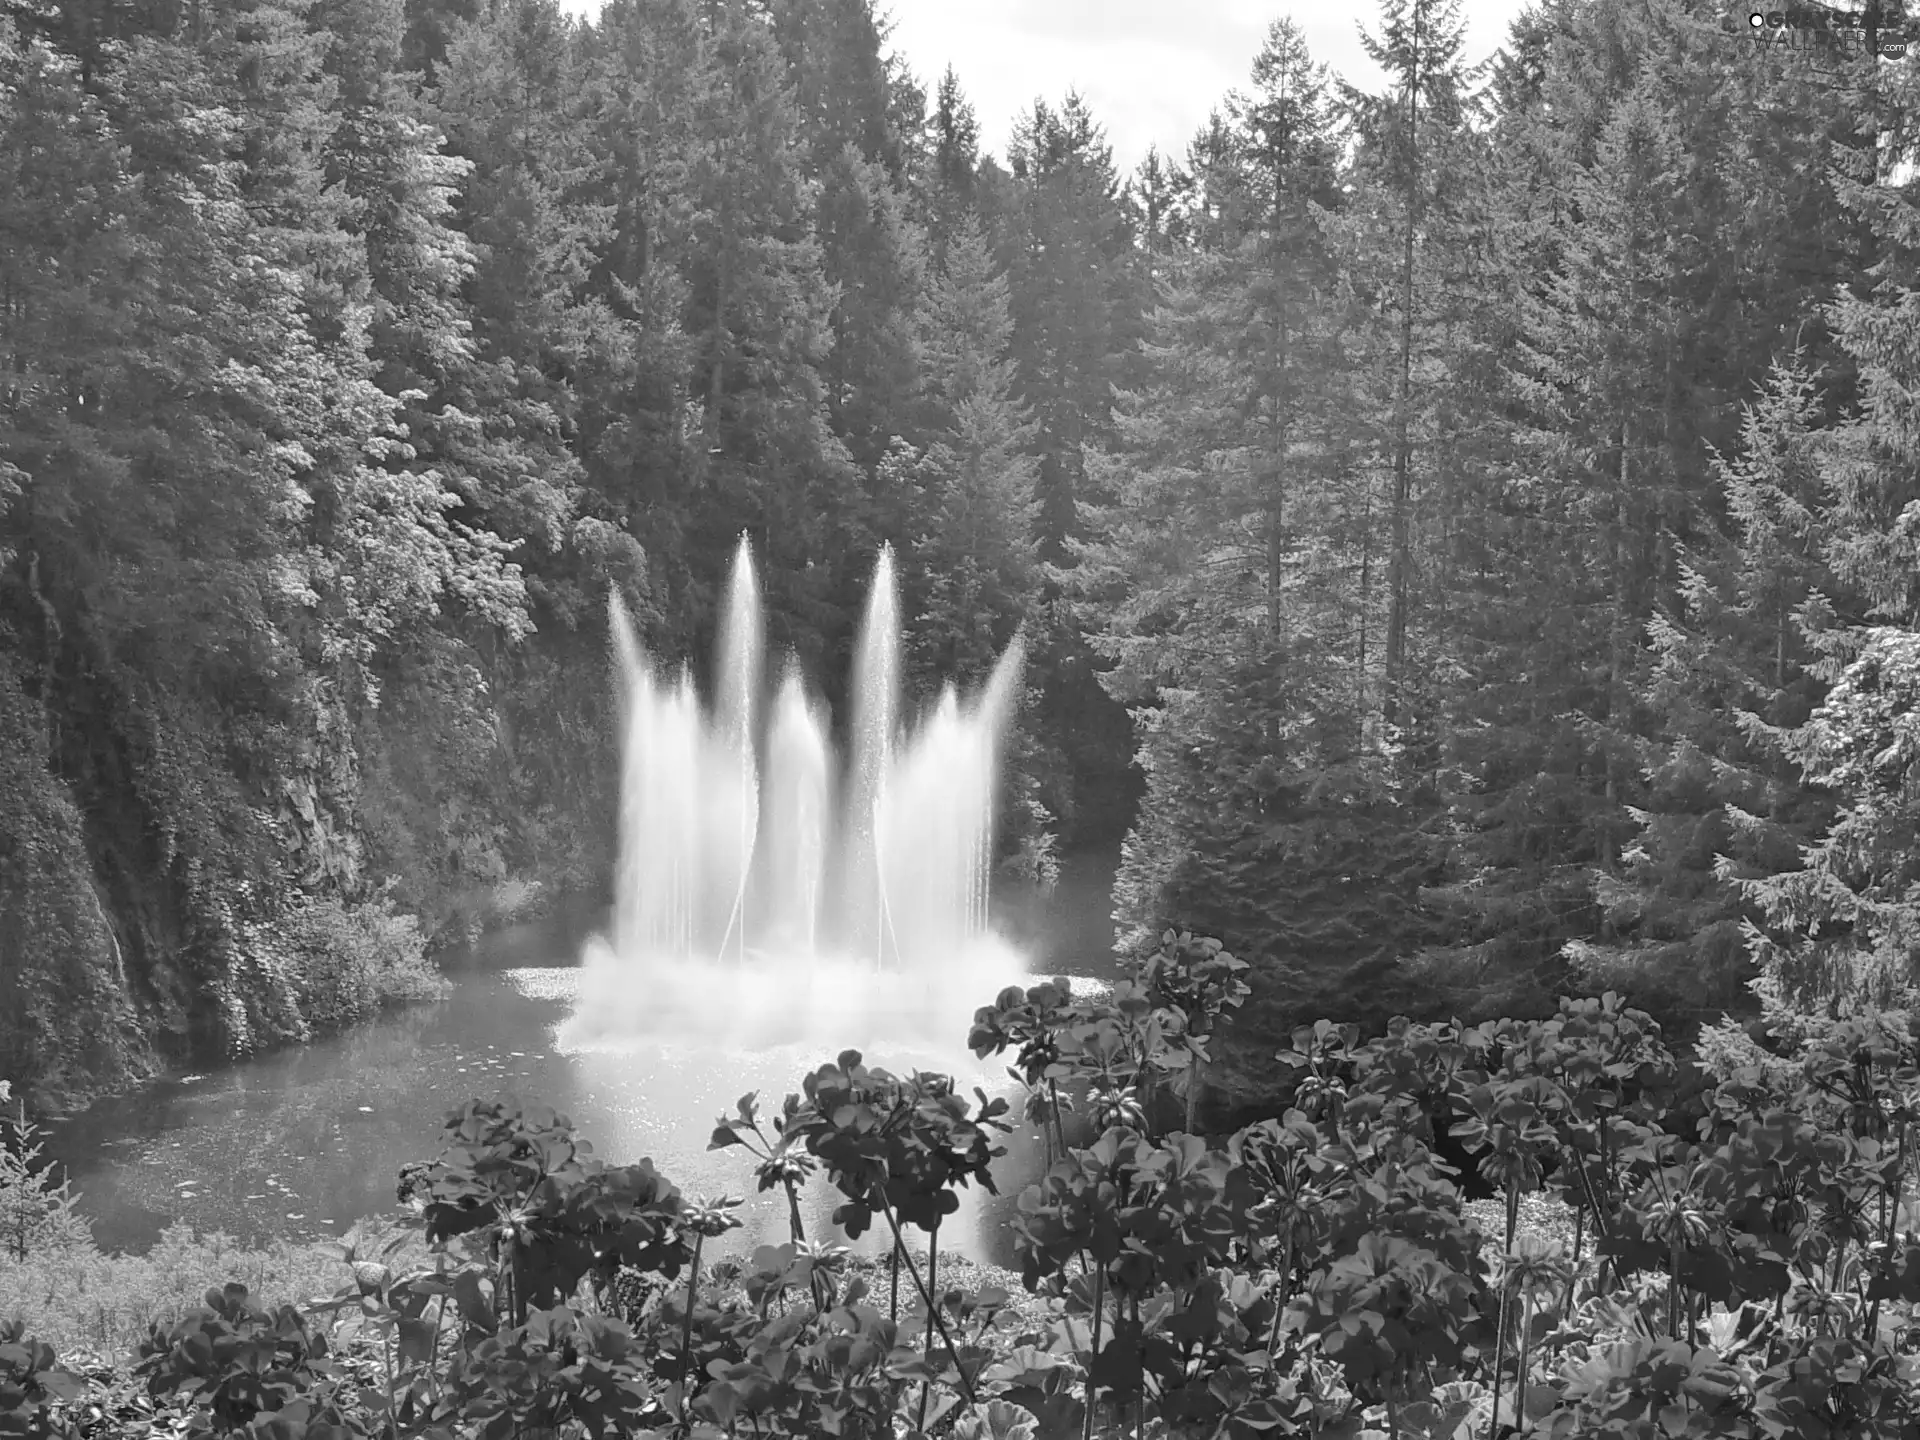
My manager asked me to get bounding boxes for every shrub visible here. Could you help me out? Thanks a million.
[0,1083,90,1263]
[244,891,448,1035]
[0,1225,382,1358]
[14,954,1920,1439]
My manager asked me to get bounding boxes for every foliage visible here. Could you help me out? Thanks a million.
[239,895,449,1036]
[0,1319,82,1440]
[16,959,1920,1438]
[0,1084,89,1263]
[0,661,152,1110]
[11,0,1920,1293]
[0,0,1094,1115]
[401,1095,689,1322]
[0,1223,404,1360]
[137,1283,354,1439]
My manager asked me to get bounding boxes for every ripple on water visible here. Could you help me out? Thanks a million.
[504,967,582,1002]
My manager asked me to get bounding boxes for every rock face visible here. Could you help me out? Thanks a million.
[0,608,620,1116]
[1,651,342,1114]
[0,665,156,1112]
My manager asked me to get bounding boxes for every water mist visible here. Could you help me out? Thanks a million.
[565,537,1028,1058]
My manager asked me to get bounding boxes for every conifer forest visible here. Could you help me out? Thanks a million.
[19,0,1920,1436]
[6,0,1920,1112]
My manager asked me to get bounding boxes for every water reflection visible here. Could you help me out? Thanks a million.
[45,855,1117,1265]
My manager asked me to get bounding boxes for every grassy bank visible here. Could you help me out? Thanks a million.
[0,1226,374,1361]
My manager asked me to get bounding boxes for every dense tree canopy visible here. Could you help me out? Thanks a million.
[5,0,1920,1115]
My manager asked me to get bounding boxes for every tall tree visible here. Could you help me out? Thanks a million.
[1736,115,1920,1012]
[680,0,858,671]
[919,65,980,265]
[996,92,1143,840]
[1425,0,1885,1028]
[1074,20,1439,1102]
[904,214,1038,688]
[1344,0,1473,725]
[1570,357,1838,1018]
[767,0,921,473]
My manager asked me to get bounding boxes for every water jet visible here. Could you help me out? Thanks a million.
[566,538,1027,1058]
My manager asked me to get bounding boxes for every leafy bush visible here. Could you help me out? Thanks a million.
[0,1318,83,1439]
[243,894,449,1036]
[0,1083,90,1262]
[137,1282,354,1438]
[0,1225,380,1359]
[14,943,1920,1438]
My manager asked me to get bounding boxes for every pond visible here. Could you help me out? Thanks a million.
[44,849,1121,1270]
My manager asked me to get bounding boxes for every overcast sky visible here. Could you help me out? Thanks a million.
[558,1,1539,176]
[880,0,1537,173]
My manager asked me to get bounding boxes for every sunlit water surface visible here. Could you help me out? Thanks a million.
[45,852,1118,1268]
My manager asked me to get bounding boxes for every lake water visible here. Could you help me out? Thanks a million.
[44,850,1120,1269]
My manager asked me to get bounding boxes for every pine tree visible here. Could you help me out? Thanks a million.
[1343,0,1473,725]
[905,215,1038,688]
[919,66,981,267]
[1444,80,1701,980]
[312,0,532,672]
[1572,357,1837,1019]
[768,0,922,473]
[1001,93,1137,566]
[1735,139,1920,1013]
[996,93,1143,840]
[1072,20,1442,1101]
[1426,0,1884,1029]
[426,0,604,607]
[678,0,858,670]
[1112,647,1446,1106]
[574,0,710,639]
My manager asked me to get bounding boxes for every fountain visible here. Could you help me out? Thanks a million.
[564,537,1028,1060]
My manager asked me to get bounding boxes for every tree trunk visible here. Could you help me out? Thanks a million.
[1383,7,1421,727]
[1266,171,1292,640]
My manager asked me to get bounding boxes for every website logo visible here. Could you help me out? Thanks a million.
[1742,6,1913,58]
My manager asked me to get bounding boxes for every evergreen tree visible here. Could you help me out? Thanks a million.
[919,66,981,266]
[1001,93,1136,565]
[1111,648,1446,1105]
[1128,145,1193,264]
[680,0,859,671]
[1074,20,1441,1101]
[904,214,1038,688]
[1437,78,1700,993]
[1736,131,1920,1013]
[427,0,606,608]
[997,93,1142,841]
[574,0,709,638]
[769,0,922,473]
[1343,0,1474,725]
[1572,357,1837,1019]
[1426,0,1884,1030]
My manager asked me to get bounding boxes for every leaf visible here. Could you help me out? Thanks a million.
[952,1398,1041,1440]
[397,1316,437,1368]
[34,1368,83,1402]
[981,1345,1068,1387]
[451,1270,496,1333]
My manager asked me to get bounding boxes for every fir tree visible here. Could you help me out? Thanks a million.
[905,214,1038,688]
[769,0,922,472]
[997,92,1143,840]
[1735,144,1920,1013]
[919,66,980,266]
[1573,357,1837,1020]
[1344,0,1473,725]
